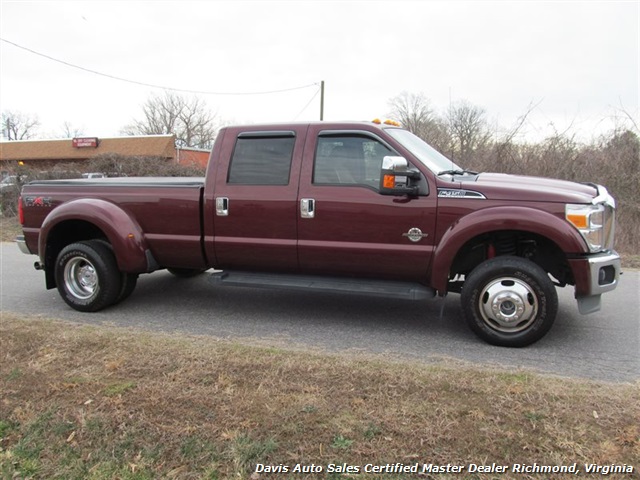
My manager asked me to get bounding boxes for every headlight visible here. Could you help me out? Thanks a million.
[566,203,615,252]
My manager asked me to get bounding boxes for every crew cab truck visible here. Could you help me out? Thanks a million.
[16,121,621,347]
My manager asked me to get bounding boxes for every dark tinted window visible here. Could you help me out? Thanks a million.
[228,136,295,185]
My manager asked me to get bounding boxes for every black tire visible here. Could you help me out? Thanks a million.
[92,239,138,304]
[167,267,206,278]
[116,273,138,304]
[55,241,122,312]
[461,256,558,347]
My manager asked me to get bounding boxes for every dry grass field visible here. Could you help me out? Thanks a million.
[1,314,638,479]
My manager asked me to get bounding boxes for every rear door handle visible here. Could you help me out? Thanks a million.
[300,198,315,219]
[216,197,229,216]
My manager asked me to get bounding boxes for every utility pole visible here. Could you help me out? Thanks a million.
[320,80,325,121]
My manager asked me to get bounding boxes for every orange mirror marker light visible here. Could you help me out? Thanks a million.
[383,175,396,188]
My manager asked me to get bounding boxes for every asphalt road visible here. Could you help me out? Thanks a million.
[2,242,638,383]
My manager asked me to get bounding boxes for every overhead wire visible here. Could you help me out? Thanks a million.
[0,37,319,96]
[293,86,321,121]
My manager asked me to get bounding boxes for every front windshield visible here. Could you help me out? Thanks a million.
[386,128,461,174]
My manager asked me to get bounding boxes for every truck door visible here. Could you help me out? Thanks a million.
[212,127,305,272]
[297,126,437,282]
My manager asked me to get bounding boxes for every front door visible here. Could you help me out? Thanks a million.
[297,126,437,282]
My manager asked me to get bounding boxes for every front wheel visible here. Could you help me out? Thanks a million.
[461,256,558,347]
[55,241,122,312]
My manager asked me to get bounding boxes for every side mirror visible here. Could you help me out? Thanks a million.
[379,156,420,196]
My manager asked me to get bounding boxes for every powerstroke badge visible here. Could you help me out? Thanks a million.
[437,188,486,199]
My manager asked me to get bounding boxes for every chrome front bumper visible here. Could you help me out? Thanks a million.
[577,250,621,314]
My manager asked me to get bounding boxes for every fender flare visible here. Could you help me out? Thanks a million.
[39,198,155,273]
[430,206,587,292]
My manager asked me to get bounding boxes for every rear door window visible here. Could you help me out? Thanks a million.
[228,134,295,185]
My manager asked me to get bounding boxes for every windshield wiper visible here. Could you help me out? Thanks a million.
[437,169,479,176]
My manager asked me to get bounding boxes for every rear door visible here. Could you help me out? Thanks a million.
[212,126,306,272]
[296,125,437,282]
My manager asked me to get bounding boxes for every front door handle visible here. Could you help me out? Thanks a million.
[300,198,315,219]
[216,197,229,216]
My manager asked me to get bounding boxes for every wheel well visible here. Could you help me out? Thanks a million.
[448,230,573,292]
[44,220,109,288]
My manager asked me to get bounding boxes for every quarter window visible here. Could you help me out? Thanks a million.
[228,135,295,185]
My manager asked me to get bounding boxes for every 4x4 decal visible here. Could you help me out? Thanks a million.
[24,196,53,207]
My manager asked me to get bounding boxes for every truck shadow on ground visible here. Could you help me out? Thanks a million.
[16,268,637,382]
[110,271,592,358]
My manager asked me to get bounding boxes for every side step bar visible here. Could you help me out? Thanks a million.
[209,270,435,301]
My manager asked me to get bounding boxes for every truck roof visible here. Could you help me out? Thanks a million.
[222,120,399,131]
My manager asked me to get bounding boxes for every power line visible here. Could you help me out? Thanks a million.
[293,86,321,121]
[0,37,318,96]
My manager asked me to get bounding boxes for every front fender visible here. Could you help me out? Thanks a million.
[430,206,587,292]
[39,198,155,273]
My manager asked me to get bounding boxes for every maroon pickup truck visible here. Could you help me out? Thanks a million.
[17,121,621,347]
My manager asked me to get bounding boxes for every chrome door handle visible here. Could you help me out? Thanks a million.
[300,198,315,219]
[216,197,229,216]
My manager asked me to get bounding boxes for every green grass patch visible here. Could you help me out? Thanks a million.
[103,381,136,397]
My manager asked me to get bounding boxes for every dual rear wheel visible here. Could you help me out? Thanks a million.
[55,241,203,312]
[55,240,137,312]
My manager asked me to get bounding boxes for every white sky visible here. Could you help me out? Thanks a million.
[0,0,638,143]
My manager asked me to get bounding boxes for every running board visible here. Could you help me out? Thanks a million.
[209,271,435,301]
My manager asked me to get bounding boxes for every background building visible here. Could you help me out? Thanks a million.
[0,135,210,176]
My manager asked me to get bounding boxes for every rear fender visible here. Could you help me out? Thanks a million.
[431,206,586,293]
[39,198,156,274]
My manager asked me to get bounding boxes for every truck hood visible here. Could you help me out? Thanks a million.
[461,172,598,204]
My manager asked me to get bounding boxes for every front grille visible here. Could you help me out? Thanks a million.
[603,204,616,251]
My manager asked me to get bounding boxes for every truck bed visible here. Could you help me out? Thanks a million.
[26,177,204,188]
[21,177,207,270]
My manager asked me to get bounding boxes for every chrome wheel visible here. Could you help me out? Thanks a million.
[64,256,99,300]
[462,256,558,347]
[478,277,538,333]
[55,241,122,312]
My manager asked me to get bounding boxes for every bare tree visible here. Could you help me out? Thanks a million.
[60,121,85,139]
[387,92,450,152]
[387,92,434,133]
[1,110,40,140]
[447,100,491,162]
[490,100,542,173]
[122,92,219,149]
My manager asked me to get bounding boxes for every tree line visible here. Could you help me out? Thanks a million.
[1,91,220,149]
[2,91,639,254]
[387,92,639,254]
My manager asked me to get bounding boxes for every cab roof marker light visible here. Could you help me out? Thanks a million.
[372,118,401,126]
